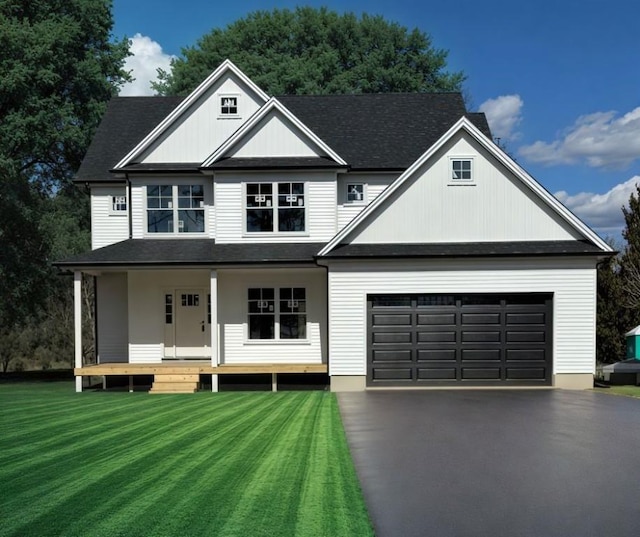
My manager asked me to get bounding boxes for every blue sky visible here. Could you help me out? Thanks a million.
[112,0,640,239]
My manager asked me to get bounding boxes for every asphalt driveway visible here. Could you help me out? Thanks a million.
[337,390,640,537]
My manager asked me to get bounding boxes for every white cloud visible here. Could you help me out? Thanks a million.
[479,95,523,141]
[119,34,175,96]
[520,108,640,169]
[555,176,640,236]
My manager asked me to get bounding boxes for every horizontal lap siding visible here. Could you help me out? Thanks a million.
[91,187,129,248]
[218,269,327,364]
[328,258,597,376]
[337,175,396,230]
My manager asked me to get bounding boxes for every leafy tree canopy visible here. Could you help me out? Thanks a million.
[154,7,465,96]
[0,0,130,191]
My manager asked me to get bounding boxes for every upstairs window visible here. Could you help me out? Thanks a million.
[248,287,306,340]
[451,158,473,182]
[147,184,205,234]
[220,95,239,117]
[346,183,365,203]
[246,182,305,233]
[110,195,127,214]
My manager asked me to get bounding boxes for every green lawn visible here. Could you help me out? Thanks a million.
[0,382,373,537]
[596,384,640,398]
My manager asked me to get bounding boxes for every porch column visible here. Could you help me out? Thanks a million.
[74,271,83,392]
[210,269,219,392]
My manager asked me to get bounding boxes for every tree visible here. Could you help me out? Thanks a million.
[154,7,464,96]
[0,0,129,370]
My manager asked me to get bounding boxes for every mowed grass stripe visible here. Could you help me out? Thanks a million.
[0,384,372,537]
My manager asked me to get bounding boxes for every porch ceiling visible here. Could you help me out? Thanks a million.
[54,239,326,269]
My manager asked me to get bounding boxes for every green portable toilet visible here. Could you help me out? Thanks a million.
[625,325,640,360]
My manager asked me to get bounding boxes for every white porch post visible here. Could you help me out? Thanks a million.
[210,269,219,392]
[74,271,83,392]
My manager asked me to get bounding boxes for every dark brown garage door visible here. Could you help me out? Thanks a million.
[367,293,552,387]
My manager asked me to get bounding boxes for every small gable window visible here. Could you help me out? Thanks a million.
[346,183,365,203]
[220,95,239,117]
[451,158,473,181]
[110,195,127,214]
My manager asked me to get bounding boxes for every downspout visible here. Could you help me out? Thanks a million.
[126,173,132,239]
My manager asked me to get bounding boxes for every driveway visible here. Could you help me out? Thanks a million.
[337,390,640,537]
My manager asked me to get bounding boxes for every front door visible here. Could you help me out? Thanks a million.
[175,289,207,357]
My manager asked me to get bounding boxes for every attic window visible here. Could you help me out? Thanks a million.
[220,95,239,117]
[451,158,473,181]
[346,183,365,203]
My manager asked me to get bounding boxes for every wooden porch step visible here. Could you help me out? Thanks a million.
[149,374,200,394]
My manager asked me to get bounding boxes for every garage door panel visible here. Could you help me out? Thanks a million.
[372,331,412,344]
[461,349,501,361]
[506,331,546,343]
[371,349,412,363]
[417,331,457,343]
[506,312,546,325]
[417,313,456,325]
[461,313,501,325]
[417,349,457,362]
[462,331,501,343]
[417,368,457,380]
[372,368,413,381]
[368,293,552,387]
[372,313,412,326]
[462,368,501,380]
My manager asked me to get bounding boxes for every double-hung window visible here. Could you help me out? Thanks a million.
[246,182,305,233]
[248,287,306,340]
[147,184,205,233]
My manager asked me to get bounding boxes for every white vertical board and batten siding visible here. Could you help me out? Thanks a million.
[128,270,211,363]
[232,113,321,157]
[90,186,129,248]
[217,269,327,364]
[139,74,263,164]
[129,178,214,239]
[96,273,128,362]
[214,172,337,243]
[327,258,597,377]
[337,173,398,229]
[348,132,583,244]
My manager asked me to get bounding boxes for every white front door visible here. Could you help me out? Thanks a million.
[175,289,208,357]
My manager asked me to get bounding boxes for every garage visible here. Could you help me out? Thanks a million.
[367,293,552,386]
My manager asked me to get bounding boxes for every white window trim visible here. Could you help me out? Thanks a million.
[345,182,366,205]
[245,286,308,343]
[144,183,207,236]
[218,93,241,119]
[449,156,475,185]
[243,181,309,236]
[109,194,128,216]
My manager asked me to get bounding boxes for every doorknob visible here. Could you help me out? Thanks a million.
[201,320,205,332]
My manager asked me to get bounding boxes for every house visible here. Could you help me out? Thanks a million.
[57,60,613,393]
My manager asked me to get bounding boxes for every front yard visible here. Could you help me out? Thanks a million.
[0,382,373,537]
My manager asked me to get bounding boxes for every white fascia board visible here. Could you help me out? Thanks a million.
[201,97,347,167]
[114,60,269,170]
[318,116,613,256]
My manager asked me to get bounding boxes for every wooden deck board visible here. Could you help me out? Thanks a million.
[74,363,328,376]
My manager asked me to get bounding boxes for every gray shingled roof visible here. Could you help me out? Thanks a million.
[76,93,491,182]
[321,241,605,258]
[54,239,325,268]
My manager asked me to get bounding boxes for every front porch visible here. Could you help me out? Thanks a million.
[74,362,328,393]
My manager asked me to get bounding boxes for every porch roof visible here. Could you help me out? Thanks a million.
[54,239,326,269]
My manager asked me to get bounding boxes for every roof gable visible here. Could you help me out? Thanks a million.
[114,60,269,168]
[319,117,613,255]
[202,98,347,167]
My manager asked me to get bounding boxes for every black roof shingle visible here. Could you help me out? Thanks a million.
[76,92,491,182]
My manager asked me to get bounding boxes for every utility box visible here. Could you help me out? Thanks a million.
[625,325,640,359]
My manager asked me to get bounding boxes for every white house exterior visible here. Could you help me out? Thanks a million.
[58,60,612,392]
